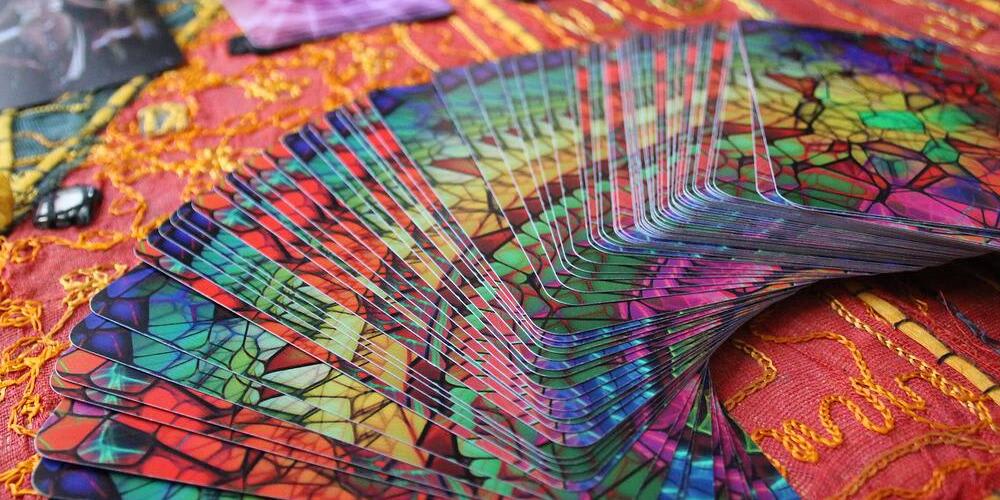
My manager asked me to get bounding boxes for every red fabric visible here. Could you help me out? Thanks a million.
[713,256,1000,498]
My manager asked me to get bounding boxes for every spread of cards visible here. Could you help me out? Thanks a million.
[33,21,1000,499]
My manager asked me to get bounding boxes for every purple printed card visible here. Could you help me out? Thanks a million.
[222,0,453,49]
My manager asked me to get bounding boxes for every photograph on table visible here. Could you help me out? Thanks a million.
[0,0,182,109]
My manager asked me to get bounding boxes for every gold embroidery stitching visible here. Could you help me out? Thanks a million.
[746,298,995,468]
[463,0,544,52]
[838,285,1000,406]
[391,24,442,72]
[723,338,778,410]
[835,432,1000,498]
[449,17,500,60]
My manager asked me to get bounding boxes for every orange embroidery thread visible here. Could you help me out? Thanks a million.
[835,431,1000,498]
[0,455,40,497]
[845,283,1000,405]
[723,338,778,410]
[746,300,994,467]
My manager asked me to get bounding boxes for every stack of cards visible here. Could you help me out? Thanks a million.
[33,21,999,499]
[222,0,454,50]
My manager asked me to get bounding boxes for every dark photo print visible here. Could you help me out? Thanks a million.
[0,0,182,109]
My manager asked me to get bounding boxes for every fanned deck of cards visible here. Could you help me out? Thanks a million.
[33,21,1000,499]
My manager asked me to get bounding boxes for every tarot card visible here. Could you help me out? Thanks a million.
[0,0,181,108]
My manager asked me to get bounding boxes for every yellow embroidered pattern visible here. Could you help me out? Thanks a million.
[741,292,996,484]
[727,0,774,19]
[0,455,39,497]
[464,0,544,52]
[805,0,1000,57]
[0,0,223,229]
[391,24,442,72]
[138,102,192,137]
[606,0,685,28]
[837,432,1000,498]
[723,338,778,410]
[546,8,600,39]
[845,283,1000,405]
[0,259,127,494]
[648,0,723,18]
[449,17,501,61]
[521,5,579,46]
